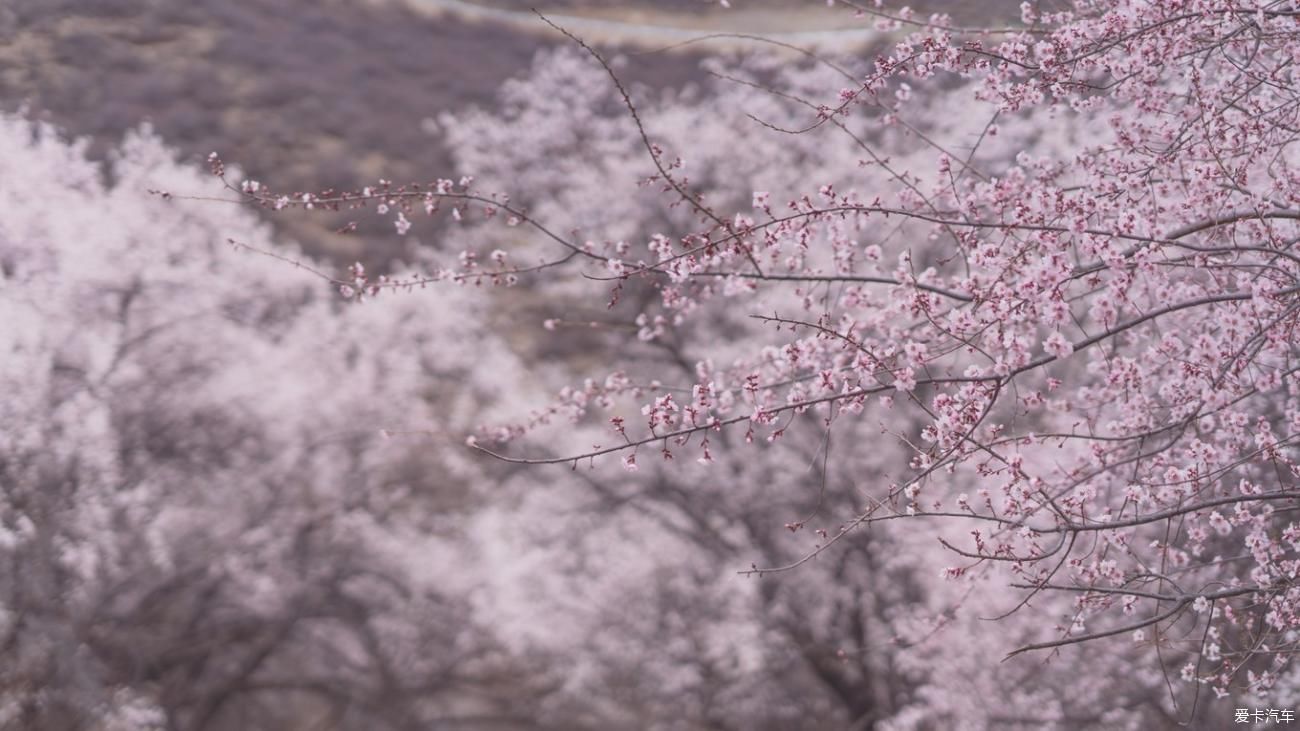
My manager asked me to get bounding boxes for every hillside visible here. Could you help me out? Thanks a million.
[1,0,1019,262]
[0,0,704,262]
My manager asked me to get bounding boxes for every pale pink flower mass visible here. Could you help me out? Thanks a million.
[8,1,1300,727]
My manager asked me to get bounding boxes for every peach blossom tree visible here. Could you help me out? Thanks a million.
[197,0,1300,725]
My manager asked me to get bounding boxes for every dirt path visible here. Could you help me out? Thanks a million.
[402,0,883,51]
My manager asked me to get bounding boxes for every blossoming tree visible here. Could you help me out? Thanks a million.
[0,119,567,730]
[190,0,1300,726]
